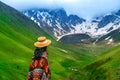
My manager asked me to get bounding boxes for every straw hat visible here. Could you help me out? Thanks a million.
[34,36,51,48]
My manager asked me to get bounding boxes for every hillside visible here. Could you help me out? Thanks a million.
[96,28,120,44]
[83,45,120,80]
[0,1,53,80]
[59,33,93,44]
[0,1,93,80]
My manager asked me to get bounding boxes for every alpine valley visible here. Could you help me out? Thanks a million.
[23,8,120,44]
[1,1,120,80]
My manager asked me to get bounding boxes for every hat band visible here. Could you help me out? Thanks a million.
[38,40,48,44]
[39,39,46,42]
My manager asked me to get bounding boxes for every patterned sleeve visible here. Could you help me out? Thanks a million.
[44,61,51,79]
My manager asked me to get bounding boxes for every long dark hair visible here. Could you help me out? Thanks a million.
[33,46,47,59]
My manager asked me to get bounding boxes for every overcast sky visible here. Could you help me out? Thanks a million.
[1,0,120,20]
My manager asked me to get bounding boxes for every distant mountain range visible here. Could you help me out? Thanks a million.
[23,8,120,44]
[23,8,85,38]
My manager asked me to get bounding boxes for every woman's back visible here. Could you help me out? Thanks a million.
[28,47,51,80]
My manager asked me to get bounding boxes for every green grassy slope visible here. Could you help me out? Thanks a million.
[0,1,53,80]
[0,1,88,80]
[83,45,120,80]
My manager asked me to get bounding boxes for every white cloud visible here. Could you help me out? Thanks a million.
[1,0,120,20]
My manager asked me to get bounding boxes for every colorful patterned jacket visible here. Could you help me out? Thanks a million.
[28,51,51,80]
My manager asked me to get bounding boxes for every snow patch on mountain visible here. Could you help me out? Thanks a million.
[23,8,120,41]
[107,38,113,44]
[105,36,111,40]
[31,17,34,20]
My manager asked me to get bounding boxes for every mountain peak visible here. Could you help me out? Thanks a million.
[23,8,85,37]
[23,8,120,40]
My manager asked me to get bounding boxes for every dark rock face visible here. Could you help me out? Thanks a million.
[59,34,92,44]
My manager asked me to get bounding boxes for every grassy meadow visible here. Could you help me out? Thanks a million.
[0,1,120,80]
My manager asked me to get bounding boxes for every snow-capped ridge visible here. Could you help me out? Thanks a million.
[23,8,120,41]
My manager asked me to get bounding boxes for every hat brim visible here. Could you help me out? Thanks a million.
[34,39,51,48]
